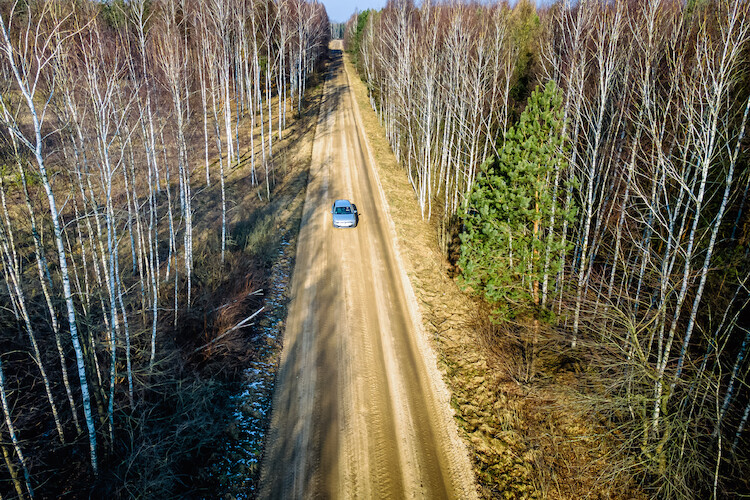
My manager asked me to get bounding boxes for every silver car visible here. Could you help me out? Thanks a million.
[331,199,359,228]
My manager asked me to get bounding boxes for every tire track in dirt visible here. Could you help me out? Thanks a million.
[259,43,477,499]
[338,102,404,498]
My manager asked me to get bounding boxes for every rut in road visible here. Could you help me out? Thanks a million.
[259,43,477,500]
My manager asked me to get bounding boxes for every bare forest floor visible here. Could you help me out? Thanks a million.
[342,53,648,499]
[185,75,325,496]
[87,69,325,496]
[0,44,325,497]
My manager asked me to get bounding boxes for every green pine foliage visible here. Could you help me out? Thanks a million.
[347,10,371,74]
[509,0,541,105]
[100,0,129,29]
[458,81,574,319]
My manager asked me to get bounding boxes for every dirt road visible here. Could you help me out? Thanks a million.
[259,43,477,499]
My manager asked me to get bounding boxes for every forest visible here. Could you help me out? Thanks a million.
[2,0,749,496]
[0,0,328,496]
[345,0,750,497]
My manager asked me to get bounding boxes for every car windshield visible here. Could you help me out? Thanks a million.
[335,206,351,214]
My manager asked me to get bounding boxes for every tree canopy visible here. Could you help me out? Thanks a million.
[459,81,574,319]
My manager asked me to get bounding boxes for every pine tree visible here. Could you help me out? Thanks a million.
[459,81,574,319]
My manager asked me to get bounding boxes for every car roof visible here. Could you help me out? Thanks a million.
[333,199,352,207]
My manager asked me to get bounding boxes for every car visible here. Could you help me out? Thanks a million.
[331,199,359,228]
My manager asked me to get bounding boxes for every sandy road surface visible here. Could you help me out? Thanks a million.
[259,43,477,499]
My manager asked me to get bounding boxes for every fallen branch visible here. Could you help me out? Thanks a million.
[193,307,265,354]
[211,289,264,313]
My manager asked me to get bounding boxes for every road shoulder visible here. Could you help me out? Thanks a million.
[341,52,545,498]
[341,53,489,498]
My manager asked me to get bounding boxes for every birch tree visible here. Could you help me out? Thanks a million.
[0,2,98,474]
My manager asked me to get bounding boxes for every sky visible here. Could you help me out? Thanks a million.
[322,0,387,23]
[320,0,549,24]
